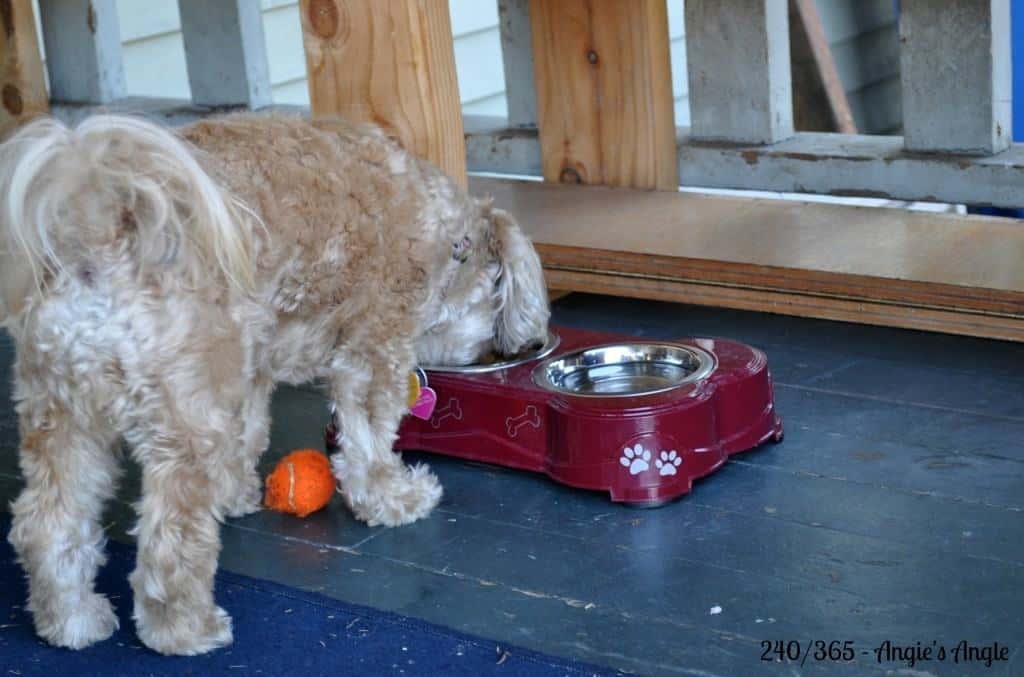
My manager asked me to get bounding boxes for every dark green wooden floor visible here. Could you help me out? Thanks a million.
[1,294,1022,675]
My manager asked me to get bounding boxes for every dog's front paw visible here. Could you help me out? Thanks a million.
[35,592,119,650]
[135,602,233,656]
[339,461,443,527]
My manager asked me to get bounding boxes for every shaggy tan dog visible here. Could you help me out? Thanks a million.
[0,114,549,655]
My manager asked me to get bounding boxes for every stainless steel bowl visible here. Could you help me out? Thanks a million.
[423,332,561,374]
[533,343,716,397]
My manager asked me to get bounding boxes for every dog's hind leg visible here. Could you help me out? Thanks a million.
[8,396,121,650]
[126,396,239,655]
[327,338,442,527]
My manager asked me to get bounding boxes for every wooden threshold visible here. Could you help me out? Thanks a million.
[470,176,1024,342]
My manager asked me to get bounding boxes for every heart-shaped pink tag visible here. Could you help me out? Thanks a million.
[409,386,437,420]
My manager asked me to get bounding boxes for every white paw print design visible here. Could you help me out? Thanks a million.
[656,450,682,476]
[620,445,651,475]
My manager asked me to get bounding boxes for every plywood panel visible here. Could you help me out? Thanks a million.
[543,269,1024,343]
[471,176,1024,341]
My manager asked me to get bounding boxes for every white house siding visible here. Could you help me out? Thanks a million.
[667,0,689,127]
[34,1,898,134]
[106,0,514,115]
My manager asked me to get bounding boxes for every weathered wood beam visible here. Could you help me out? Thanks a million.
[178,0,272,108]
[464,115,542,177]
[899,0,1011,155]
[528,0,677,190]
[685,0,794,144]
[39,0,125,104]
[48,101,1024,211]
[497,0,536,129]
[462,121,1024,210]
[677,132,1024,208]
[0,0,47,137]
[299,0,467,187]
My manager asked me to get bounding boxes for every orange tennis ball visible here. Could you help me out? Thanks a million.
[264,449,335,518]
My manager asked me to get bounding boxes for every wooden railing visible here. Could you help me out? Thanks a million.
[4,0,1024,340]
[473,0,1022,208]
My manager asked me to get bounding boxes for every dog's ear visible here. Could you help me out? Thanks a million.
[486,206,550,355]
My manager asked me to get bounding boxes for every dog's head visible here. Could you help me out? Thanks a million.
[417,202,550,367]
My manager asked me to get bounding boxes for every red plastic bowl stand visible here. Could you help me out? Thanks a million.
[328,326,783,506]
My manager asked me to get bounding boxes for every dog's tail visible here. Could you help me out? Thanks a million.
[0,114,256,321]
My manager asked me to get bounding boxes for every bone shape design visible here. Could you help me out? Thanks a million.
[430,398,463,429]
[506,405,541,438]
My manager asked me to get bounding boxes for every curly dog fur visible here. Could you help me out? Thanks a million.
[0,114,549,654]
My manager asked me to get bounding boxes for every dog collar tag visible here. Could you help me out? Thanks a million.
[408,368,437,420]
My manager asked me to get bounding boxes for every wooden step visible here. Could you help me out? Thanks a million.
[470,176,1024,342]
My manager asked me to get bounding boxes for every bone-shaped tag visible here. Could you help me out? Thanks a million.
[430,398,463,429]
[506,405,541,438]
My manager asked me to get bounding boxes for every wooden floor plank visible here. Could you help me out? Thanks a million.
[773,385,1024,463]
[802,359,1024,420]
[2,296,1023,676]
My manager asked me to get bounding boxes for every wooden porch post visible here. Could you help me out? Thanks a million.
[0,0,47,136]
[299,0,467,188]
[528,0,678,190]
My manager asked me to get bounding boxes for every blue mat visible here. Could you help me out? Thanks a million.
[0,518,618,676]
